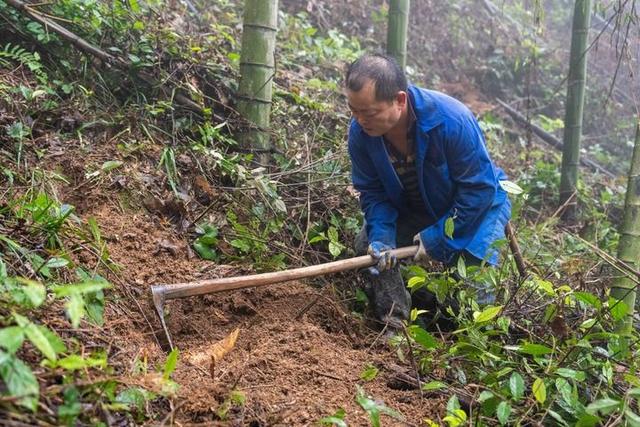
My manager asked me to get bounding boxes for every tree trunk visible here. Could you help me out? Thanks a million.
[559,0,592,221]
[611,122,640,333]
[236,0,278,158]
[386,0,409,70]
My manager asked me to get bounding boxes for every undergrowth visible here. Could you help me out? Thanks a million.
[1,0,639,425]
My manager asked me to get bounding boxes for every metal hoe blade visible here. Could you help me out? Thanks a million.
[151,284,174,350]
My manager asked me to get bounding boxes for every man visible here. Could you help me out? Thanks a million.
[346,54,511,331]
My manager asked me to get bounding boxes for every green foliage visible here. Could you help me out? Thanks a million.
[355,386,403,427]
[319,408,347,427]
[278,12,362,73]
[193,223,220,261]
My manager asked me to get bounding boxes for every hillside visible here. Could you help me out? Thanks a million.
[1,0,639,425]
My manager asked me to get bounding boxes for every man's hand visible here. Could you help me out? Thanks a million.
[413,233,430,263]
[367,241,397,275]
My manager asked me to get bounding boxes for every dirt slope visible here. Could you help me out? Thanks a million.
[76,202,445,425]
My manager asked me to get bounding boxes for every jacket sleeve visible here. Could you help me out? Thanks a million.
[419,117,497,263]
[348,123,398,248]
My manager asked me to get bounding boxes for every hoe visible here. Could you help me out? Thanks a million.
[151,246,419,349]
[151,223,524,349]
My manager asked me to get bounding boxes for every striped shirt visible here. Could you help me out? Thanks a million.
[383,104,428,221]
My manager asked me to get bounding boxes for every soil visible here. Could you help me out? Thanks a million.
[75,202,447,426]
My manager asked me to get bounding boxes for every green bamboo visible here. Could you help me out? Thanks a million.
[611,123,640,333]
[559,0,592,220]
[386,0,409,70]
[236,0,278,155]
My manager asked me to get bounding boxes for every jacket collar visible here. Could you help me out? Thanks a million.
[407,85,443,134]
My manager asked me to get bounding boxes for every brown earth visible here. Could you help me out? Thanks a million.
[77,202,447,426]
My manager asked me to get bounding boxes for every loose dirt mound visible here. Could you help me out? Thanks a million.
[79,204,445,425]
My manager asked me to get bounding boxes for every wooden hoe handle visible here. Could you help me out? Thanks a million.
[152,245,419,301]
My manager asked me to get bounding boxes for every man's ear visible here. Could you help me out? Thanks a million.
[395,91,407,107]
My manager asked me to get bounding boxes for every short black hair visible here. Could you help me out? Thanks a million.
[345,53,407,102]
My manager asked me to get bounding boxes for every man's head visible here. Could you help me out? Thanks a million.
[345,54,408,137]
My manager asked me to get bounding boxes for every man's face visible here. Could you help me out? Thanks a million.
[346,79,406,137]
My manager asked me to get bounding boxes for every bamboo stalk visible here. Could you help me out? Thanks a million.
[559,0,593,220]
[386,0,410,69]
[611,122,640,332]
[236,0,278,156]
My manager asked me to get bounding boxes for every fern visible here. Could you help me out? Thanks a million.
[0,43,48,83]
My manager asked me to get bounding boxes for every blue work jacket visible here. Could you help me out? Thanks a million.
[348,85,511,265]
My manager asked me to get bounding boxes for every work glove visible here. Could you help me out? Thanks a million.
[413,232,431,263]
[367,241,396,275]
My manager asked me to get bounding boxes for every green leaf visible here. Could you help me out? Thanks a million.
[45,257,69,269]
[586,398,621,415]
[444,217,455,239]
[532,377,546,404]
[319,408,347,427]
[58,386,81,424]
[496,401,511,425]
[548,409,570,427]
[230,238,251,253]
[499,180,524,194]
[54,353,107,371]
[53,280,110,297]
[115,387,149,412]
[101,160,123,172]
[360,364,379,381]
[308,234,327,244]
[473,305,503,323]
[555,378,573,406]
[407,276,426,289]
[11,277,46,308]
[575,413,601,427]
[0,351,39,411]
[625,409,640,427]
[608,297,629,321]
[328,241,344,257]
[84,290,105,326]
[573,292,602,309]
[477,390,495,403]
[509,372,524,401]
[355,386,403,427]
[193,241,217,260]
[556,368,586,382]
[456,256,466,279]
[163,348,179,380]
[0,326,25,353]
[407,325,438,349]
[520,343,553,356]
[422,381,446,391]
[67,293,85,327]
[534,278,555,296]
[22,320,59,361]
